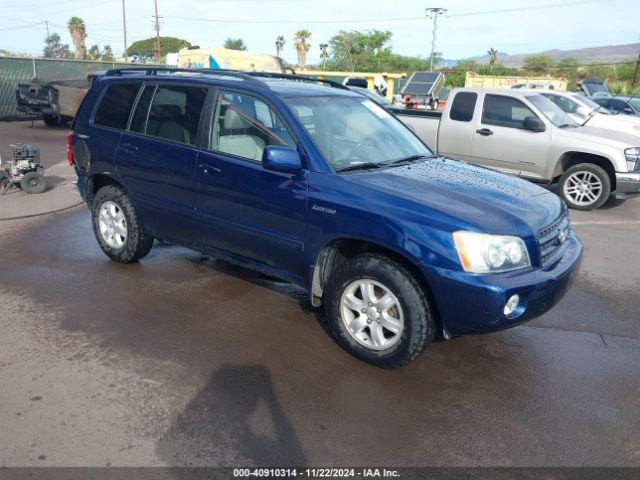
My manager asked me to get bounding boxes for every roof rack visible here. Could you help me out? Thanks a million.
[104,67,264,85]
[103,67,350,91]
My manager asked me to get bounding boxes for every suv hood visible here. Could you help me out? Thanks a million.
[344,157,562,236]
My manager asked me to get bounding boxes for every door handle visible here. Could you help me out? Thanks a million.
[476,128,494,136]
[76,133,90,140]
[121,143,138,153]
[200,164,222,175]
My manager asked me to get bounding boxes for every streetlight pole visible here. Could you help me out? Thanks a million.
[122,0,128,62]
[425,7,447,72]
[153,0,162,61]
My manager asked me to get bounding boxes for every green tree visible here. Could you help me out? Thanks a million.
[43,33,72,59]
[67,16,87,59]
[224,38,247,51]
[275,35,285,57]
[523,55,555,75]
[101,45,114,62]
[556,57,579,83]
[127,36,190,62]
[319,42,329,69]
[294,29,312,68]
[87,44,100,60]
[328,30,392,71]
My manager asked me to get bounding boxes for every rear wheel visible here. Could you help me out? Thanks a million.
[20,172,47,194]
[91,185,154,263]
[559,163,610,210]
[42,114,64,127]
[325,253,435,368]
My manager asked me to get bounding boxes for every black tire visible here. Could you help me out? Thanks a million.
[20,172,47,194]
[0,171,9,191]
[324,253,436,368]
[91,185,154,263]
[558,163,611,211]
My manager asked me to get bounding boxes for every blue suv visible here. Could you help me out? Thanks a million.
[69,68,582,368]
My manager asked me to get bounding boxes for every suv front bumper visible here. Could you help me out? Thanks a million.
[615,172,640,195]
[423,234,582,336]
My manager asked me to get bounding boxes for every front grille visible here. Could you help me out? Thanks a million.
[537,213,570,266]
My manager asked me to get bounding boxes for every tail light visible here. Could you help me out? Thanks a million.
[66,131,74,166]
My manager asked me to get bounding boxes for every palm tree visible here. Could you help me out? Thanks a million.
[319,43,329,69]
[487,48,498,70]
[224,38,247,51]
[294,29,311,68]
[67,16,87,60]
[275,35,285,57]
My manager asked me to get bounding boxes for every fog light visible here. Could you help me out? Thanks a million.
[504,294,520,316]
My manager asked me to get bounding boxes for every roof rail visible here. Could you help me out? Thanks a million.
[103,67,350,91]
[246,72,349,90]
[104,67,264,85]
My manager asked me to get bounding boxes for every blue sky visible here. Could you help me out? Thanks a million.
[0,0,638,63]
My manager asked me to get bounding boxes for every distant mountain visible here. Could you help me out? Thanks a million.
[458,42,639,66]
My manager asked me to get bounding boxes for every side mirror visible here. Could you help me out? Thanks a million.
[523,115,546,132]
[262,145,302,173]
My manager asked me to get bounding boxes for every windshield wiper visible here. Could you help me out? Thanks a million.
[387,154,437,166]
[336,162,385,172]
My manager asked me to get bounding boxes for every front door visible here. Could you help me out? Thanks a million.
[195,90,307,279]
[115,82,208,243]
[469,93,551,179]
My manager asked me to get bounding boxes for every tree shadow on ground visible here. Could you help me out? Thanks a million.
[157,364,307,469]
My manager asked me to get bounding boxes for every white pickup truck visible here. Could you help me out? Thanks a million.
[394,87,640,210]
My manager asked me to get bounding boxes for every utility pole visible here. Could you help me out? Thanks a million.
[153,0,162,61]
[121,0,128,62]
[425,7,447,72]
[45,20,49,38]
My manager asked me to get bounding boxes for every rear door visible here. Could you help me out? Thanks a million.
[195,89,307,279]
[437,91,478,161]
[115,82,208,244]
[468,93,551,179]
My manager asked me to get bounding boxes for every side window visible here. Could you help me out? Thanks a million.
[129,85,156,133]
[210,91,295,162]
[449,92,477,122]
[612,99,628,112]
[544,94,578,114]
[145,85,207,145]
[93,83,140,130]
[482,94,536,129]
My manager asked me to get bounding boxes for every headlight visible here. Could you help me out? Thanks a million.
[625,147,640,172]
[453,231,531,273]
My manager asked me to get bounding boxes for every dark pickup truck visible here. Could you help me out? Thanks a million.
[16,77,91,126]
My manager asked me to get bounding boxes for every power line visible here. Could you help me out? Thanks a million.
[170,0,615,24]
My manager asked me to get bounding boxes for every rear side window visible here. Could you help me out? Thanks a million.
[449,92,477,122]
[130,85,156,133]
[93,83,140,130]
[145,85,207,145]
[482,94,535,129]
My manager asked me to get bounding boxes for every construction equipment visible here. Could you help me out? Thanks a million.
[0,144,46,195]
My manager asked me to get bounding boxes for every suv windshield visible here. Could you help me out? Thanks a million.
[285,95,433,171]
[527,94,579,127]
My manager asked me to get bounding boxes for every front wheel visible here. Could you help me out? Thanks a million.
[20,172,47,194]
[91,185,154,263]
[559,163,611,210]
[325,254,436,368]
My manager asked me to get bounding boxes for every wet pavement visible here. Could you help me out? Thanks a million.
[0,123,639,467]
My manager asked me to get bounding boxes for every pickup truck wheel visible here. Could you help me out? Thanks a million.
[91,185,154,263]
[559,163,610,210]
[42,114,64,127]
[325,254,435,368]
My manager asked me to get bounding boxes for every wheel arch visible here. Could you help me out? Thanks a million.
[310,237,445,337]
[87,173,126,205]
[555,152,616,190]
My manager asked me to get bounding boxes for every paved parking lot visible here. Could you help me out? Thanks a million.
[0,121,639,467]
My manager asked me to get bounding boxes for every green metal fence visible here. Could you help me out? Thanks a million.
[0,57,151,119]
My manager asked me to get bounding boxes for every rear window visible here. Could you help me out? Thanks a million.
[93,83,140,130]
[449,92,477,122]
